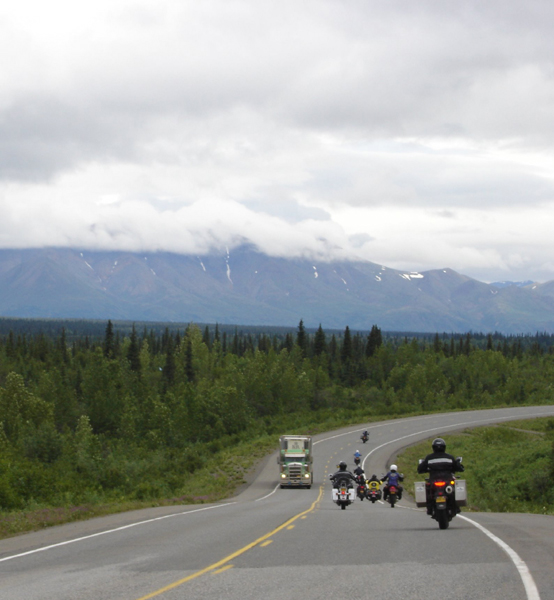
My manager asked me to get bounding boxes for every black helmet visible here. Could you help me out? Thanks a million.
[432,438,446,452]
[338,461,347,470]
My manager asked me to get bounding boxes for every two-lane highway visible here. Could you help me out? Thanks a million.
[1,406,554,599]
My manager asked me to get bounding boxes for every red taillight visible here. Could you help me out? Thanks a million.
[434,481,446,487]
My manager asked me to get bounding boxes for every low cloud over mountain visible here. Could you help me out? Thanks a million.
[1,246,553,334]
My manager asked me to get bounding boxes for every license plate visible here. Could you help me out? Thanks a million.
[436,496,446,503]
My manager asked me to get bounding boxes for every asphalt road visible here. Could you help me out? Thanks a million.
[1,406,554,600]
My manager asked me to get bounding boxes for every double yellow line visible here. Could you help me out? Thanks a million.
[136,485,324,599]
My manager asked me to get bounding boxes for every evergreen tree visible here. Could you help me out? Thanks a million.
[341,326,352,361]
[184,338,195,383]
[283,333,294,353]
[433,333,442,353]
[366,325,383,357]
[203,326,211,349]
[127,324,141,373]
[296,319,307,357]
[163,335,176,387]
[103,320,115,359]
[314,324,327,356]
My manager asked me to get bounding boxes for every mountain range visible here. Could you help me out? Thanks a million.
[0,246,553,334]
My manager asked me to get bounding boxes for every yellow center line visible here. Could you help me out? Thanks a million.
[260,540,273,547]
[212,565,233,575]
[134,485,324,600]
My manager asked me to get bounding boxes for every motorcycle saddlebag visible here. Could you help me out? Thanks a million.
[332,489,356,501]
[414,481,427,507]
[454,479,467,507]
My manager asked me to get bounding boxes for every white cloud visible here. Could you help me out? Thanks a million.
[1,0,554,282]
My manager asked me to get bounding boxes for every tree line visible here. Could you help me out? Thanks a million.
[1,319,554,511]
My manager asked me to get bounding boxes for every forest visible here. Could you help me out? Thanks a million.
[1,318,554,534]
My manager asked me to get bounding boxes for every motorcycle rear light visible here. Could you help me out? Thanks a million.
[434,481,446,487]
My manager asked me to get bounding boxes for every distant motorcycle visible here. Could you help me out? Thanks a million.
[354,456,361,466]
[360,433,369,444]
[355,476,368,501]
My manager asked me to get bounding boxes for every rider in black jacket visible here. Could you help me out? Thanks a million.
[417,438,464,480]
[329,461,357,488]
[417,438,464,514]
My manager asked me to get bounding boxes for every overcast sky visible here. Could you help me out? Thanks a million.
[1,0,554,282]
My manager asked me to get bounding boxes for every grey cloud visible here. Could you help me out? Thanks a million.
[3,1,554,181]
[1,0,554,284]
[241,199,330,223]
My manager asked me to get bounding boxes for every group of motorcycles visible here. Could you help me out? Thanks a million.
[331,431,466,529]
[332,431,389,510]
[331,470,387,510]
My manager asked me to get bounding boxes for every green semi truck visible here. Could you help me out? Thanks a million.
[278,435,313,488]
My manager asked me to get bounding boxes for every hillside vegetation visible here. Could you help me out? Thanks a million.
[397,417,554,515]
[1,320,554,538]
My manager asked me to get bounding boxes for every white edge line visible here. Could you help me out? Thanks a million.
[458,515,541,600]
[389,503,541,599]
[361,410,554,470]
[255,484,280,502]
[352,414,550,600]
[0,502,236,563]
[260,410,554,503]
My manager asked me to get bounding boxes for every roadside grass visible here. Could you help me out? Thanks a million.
[0,408,416,540]
[2,409,553,540]
[396,419,554,515]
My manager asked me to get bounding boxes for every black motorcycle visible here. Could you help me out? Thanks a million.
[355,475,367,501]
[418,456,465,529]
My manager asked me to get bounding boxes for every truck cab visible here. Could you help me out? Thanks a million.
[277,435,313,488]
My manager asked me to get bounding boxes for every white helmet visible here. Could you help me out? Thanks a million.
[390,464,397,472]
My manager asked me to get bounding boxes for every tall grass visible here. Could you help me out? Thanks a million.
[396,418,554,515]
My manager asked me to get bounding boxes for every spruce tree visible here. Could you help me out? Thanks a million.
[314,324,327,356]
[341,326,352,361]
[366,325,382,357]
[127,324,141,373]
[103,320,115,359]
[296,319,307,357]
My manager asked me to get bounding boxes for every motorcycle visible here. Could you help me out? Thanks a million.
[426,478,459,529]
[360,433,369,444]
[332,479,356,510]
[355,476,368,501]
[385,484,398,507]
[366,480,382,503]
[416,457,466,529]
[354,455,361,466]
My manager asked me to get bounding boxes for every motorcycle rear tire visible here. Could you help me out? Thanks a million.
[437,510,449,529]
[389,495,396,507]
[341,502,346,510]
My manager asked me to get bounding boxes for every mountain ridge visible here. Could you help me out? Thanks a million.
[0,247,553,333]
